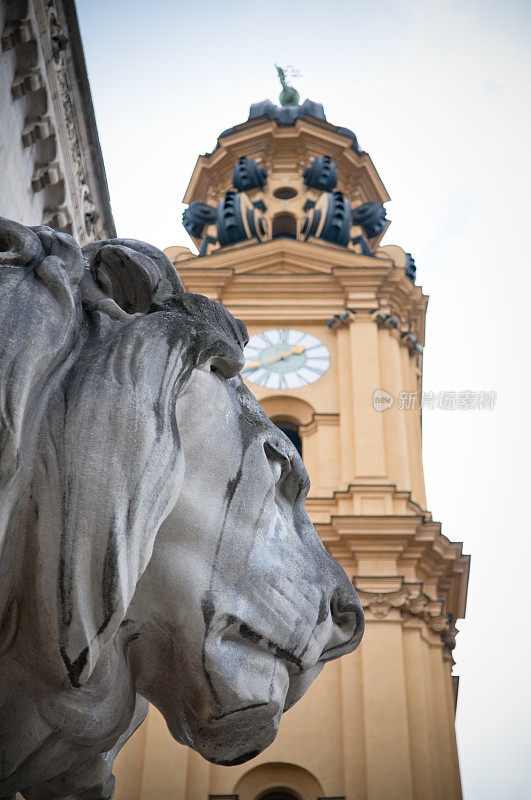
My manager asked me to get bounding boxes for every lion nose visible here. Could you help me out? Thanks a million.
[319,565,364,662]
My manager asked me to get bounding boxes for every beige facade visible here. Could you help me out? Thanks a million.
[114,105,469,800]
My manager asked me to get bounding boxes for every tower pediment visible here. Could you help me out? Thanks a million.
[170,237,427,338]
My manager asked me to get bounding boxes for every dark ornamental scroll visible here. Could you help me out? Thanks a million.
[182,202,217,238]
[303,156,338,192]
[351,202,388,239]
[232,157,268,192]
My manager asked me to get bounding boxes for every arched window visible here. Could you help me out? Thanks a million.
[259,793,299,800]
[272,418,302,457]
[272,213,297,239]
[234,760,323,800]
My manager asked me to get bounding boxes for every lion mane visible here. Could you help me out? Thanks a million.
[0,217,247,798]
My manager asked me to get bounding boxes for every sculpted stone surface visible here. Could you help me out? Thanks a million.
[0,217,364,800]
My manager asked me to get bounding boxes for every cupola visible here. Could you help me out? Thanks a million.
[182,93,392,262]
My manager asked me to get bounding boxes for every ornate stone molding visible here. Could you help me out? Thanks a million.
[21,114,54,146]
[40,0,102,237]
[354,576,458,660]
[31,161,63,193]
[1,0,114,241]
[172,237,427,339]
[42,204,71,232]
[312,485,469,633]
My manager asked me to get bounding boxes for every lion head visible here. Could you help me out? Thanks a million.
[0,218,363,799]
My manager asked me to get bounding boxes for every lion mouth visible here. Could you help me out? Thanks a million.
[213,615,306,674]
[232,620,304,672]
[211,701,272,722]
[202,614,303,726]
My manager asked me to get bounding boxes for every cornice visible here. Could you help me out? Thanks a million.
[325,519,468,624]
[307,483,469,624]
[307,481,427,516]
[178,234,387,271]
[183,117,389,208]
[176,239,427,335]
[300,412,340,436]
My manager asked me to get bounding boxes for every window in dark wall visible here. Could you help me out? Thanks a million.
[272,419,302,456]
[272,213,297,239]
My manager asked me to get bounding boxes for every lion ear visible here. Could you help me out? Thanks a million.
[81,238,185,318]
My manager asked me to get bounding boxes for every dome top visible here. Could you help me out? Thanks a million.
[249,97,325,124]
[216,98,363,156]
[183,95,391,249]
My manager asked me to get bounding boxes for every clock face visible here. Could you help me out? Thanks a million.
[242,328,331,390]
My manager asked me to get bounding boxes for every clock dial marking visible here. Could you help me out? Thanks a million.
[243,329,331,389]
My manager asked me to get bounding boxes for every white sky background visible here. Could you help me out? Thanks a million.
[76,1,531,796]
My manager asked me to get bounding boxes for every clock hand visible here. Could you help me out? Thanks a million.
[242,345,305,371]
[242,358,262,371]
[272,344,305,363]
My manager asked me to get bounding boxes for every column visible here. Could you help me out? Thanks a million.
[113,711,149,800]
[361,616,414,799]
[403,622,437,799]
[399,345,426,509]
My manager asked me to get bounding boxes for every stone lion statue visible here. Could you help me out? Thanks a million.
[0,218,364,800]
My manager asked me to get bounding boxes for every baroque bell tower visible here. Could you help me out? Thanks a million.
[114,76,469,800]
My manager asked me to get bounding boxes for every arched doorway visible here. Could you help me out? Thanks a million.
[233,760,323,800]
[272,418,302,456]
[258,792,300,800]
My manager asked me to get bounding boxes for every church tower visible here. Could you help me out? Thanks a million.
[114,80,469,800]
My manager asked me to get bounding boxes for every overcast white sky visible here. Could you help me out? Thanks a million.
[76,1,531,796]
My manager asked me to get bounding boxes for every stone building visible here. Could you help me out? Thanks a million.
[0,0,114,242]
[113,93,470,799]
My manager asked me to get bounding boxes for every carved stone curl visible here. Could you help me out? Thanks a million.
[0,217,364,799]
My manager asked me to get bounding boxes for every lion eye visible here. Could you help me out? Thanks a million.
[264,441,292,486]
[269,458,282,483]
[199,353,243,378]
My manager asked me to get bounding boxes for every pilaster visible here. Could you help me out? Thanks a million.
[349,312,387,479]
